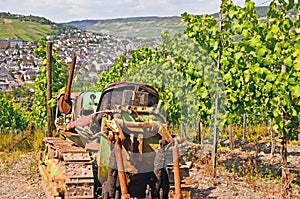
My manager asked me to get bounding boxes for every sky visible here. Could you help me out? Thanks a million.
[0,0,271,23]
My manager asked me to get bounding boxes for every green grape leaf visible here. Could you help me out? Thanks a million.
[290,85,300,98]
[283,56,293,67]
[294,56,300,70]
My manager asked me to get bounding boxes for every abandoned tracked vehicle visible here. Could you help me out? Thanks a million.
[39,57,191,199]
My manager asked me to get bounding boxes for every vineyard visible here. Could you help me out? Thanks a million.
[96,0,300,197]
[0,0,300,198]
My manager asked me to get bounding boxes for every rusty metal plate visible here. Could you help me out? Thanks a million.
[63,152,91,162]
[64,164,93,178]
[65,181,94,199]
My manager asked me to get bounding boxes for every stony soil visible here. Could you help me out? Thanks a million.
[0,152,46,199]
[0,141,299,199]
[185,141,300,199]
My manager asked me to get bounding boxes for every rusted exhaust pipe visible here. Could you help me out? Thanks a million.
[64,55,76,101]
[57,55,76,114]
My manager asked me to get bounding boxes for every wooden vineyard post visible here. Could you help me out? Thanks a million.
[228,125,234,150]
[46,41,53,137]
[212,97,218,178]
[280,65,289,197]
[242,113,247,140]
[280,136,289,197]
[211,11,222,178]
[269,117,275,156]
[199,121,204,145]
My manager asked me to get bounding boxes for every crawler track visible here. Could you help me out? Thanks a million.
[39,137,94,199]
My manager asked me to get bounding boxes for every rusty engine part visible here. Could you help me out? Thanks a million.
[39,57,192,199]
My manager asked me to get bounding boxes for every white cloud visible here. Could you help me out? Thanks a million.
[68,5,89,15]
[123,0,136,3]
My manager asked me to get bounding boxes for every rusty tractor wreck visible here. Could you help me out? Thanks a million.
[39,57,191,199]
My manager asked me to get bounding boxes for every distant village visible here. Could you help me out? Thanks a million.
[0,29,153,92]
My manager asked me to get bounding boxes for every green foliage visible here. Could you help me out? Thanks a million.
[97,32,217,129]
[98,0,300,141]
[31,40,68,131]
[182,0,300,140]
[97,54,127,91]
[0,96,29,133]
[10,87,33,110]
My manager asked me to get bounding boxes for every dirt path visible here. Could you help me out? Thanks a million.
[0,142,299,199]
[187,142,300,198]
[0,152,45,199]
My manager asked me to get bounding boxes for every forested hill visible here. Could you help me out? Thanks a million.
[0,12,54,25]
[65,16,186,39]
[65,6,270,39]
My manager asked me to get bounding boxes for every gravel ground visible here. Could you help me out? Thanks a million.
[187,141,300,199]
[0,141,299,199]
[0,152,46,199]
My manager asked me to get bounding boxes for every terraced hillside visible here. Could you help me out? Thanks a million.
[0,18,53,41]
